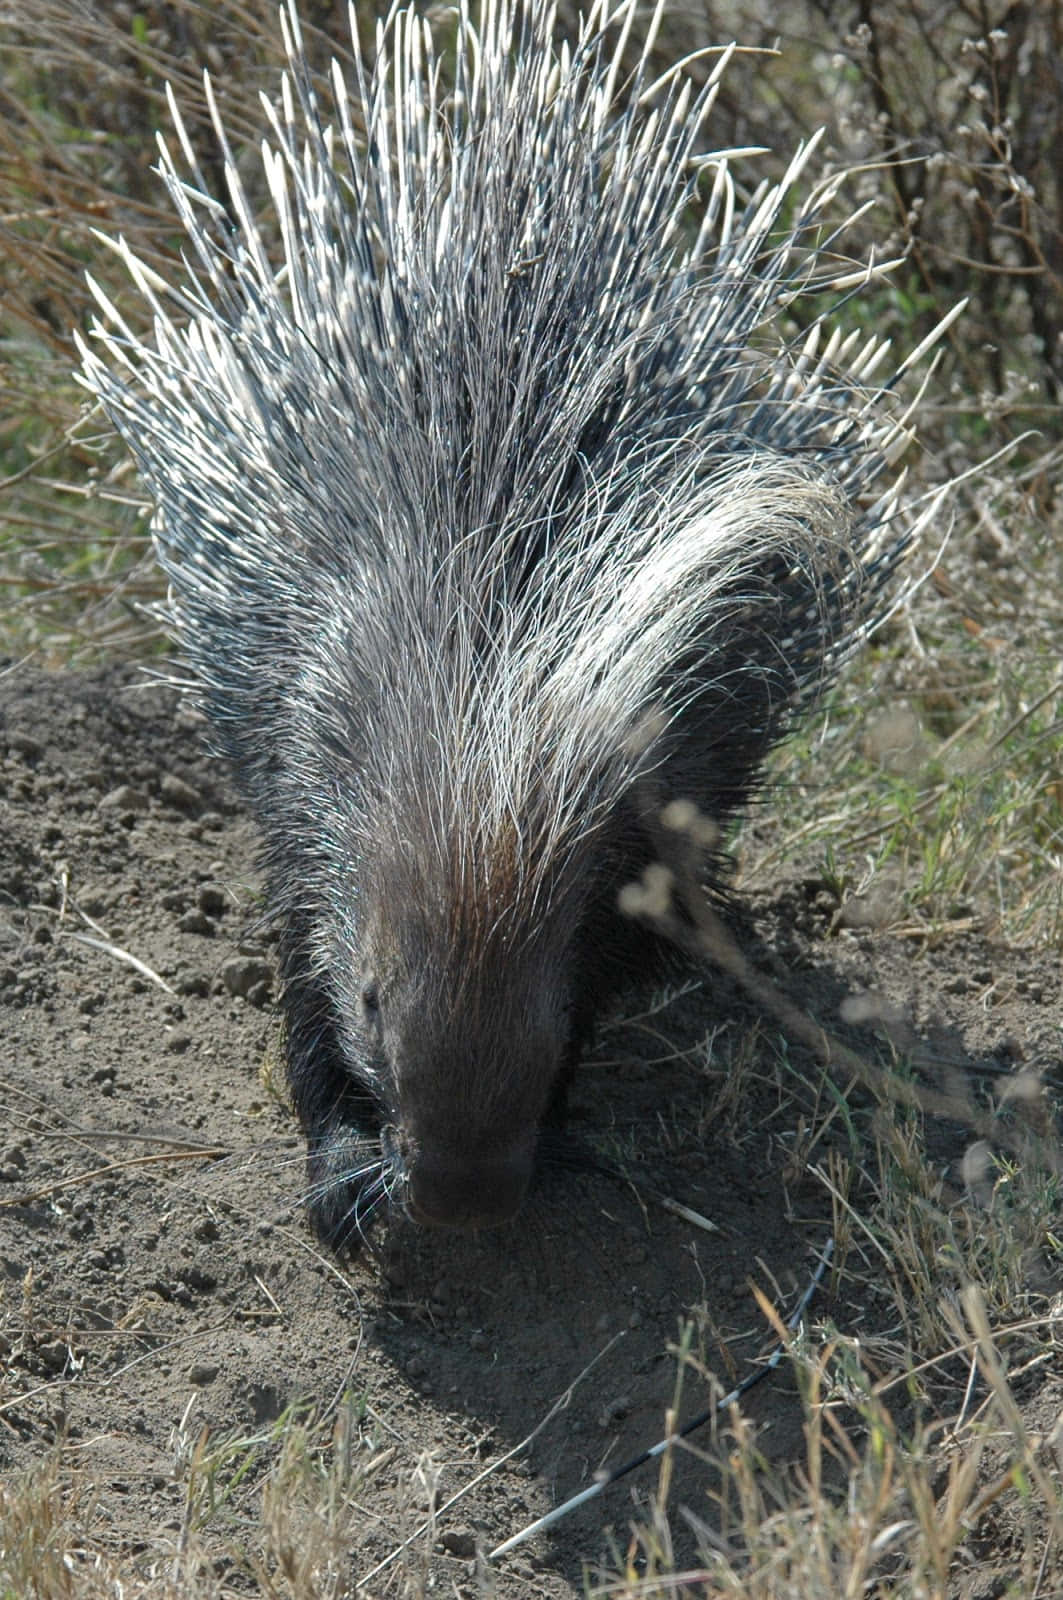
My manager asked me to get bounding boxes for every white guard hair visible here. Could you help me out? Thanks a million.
[76,0,959,916]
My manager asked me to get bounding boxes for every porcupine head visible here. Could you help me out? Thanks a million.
[278,533,673,1243]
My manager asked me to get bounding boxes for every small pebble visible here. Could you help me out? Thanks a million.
[441,1528,477,1559]
[221,957,273,1001]
[37,1341,71,1374]
[160,774,202,812]
[599,1394,632,1425]
[197,884,227,916]
[100,785,149,813]
[177,972,210,997]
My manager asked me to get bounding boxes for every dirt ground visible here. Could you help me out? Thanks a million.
[1,661,1060,1596]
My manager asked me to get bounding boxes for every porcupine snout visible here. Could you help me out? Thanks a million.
[380,998,571,1229]
[388,1125,539,1230]
[360,915,578,1231]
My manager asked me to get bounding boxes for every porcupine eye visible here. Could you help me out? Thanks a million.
[361,980,380,1019]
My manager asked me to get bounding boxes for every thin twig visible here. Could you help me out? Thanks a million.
[358,1331,626,1587]
[489,1238,834,1559]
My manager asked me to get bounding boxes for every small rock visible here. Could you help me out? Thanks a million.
[188,1363,220,1387]
[197,885,227,917]
[837,888,898,931]
[99,785,149,814]
[221,957,273,1001]
[177,972,210,997]
[599,1394,632,1426]
[160,774,202,812]
[37,1340,70,1374]
[441,1528,477,1560]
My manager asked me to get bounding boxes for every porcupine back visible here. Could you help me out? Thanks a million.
[78,0,954,1244]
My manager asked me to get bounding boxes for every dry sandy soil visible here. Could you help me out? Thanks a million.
[1,661,1060,1595]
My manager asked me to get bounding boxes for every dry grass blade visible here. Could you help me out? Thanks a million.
[0,2,1060,1598]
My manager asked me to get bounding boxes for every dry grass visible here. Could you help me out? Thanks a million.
[0,0,1060,1595]
[4,1091,1060,1597]
[0,0,339,662]
[591,1142,1063,1600]
[594,1303,1063,1599]
[0,1402,386,1598]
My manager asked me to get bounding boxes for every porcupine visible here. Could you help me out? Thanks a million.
[77,0,953,1248]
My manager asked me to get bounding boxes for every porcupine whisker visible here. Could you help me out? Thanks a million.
[356,1174,393,1244]
[324,1168,392,1256]
[298,1153,385,1210]
[78,0,962,1249]
[298,1156,390,1251]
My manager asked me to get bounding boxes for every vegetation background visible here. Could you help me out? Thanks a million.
[0,1,1060,1595]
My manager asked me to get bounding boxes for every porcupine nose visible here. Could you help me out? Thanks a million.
[405,1151,533,1230]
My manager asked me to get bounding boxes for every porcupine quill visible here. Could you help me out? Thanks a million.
[77,0,959,1247]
